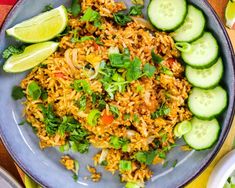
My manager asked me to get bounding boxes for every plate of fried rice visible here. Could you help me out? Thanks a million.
[0,0,235,188]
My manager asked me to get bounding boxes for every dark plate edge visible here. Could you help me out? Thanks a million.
[0,1,234,188]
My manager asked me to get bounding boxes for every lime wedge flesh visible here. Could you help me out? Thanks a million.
[225,1,235,28]
[6,5,68,43]
[25,175,41,188]
[3,41,58,73]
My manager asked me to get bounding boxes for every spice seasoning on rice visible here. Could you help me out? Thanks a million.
[20,0,192,185]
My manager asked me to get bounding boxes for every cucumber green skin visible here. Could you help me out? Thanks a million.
[185,63,224,89]
[147,0,188,32]
[182,32,220,69]
[173,5,206,43]
[183,121,220,151]
[188,86,228,120]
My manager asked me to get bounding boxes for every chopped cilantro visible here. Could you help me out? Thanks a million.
[151,49,163,64]
[129,5,144,16]
[161,66,173,76]
[79,36,94,42]
[59,143,70,152]
[124,113,130,121]
[151,104,170,119]
[73,80,92,95]
[110,105,119,118]
[27,81,42,100]
[39,104,61,135]
[119,160,132,171]
[143,63,156,78]
[126,57,142,82]
[133,114,139,123]
[87,109,101,126]
[110,136,129,149]
[172,159,178,168]
[113,12,132,26]
[81,7,102,28]
[2,45,24,59]
[42,4,53,12]
[70,0,81,17]
[135,150,157,165]
[100,160,108,166]
[163,160,168,168]
[109,48,131,68]
[11,86,25,100]
[73,174,78,181]
[18,120,26,126]
[77,95,87,111]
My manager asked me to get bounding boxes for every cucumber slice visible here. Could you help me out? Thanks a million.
[184,117,220,150]
[188,86,227,119]
[185,58,224,88]
[171,5,206,42]
[182,32,219,68]
[148,0,187,31]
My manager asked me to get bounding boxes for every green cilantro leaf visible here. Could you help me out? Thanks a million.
[129,5,144,16]
[81,7,100,22]
[77,95,87,111]
[110,105,119,118]
[151,104,170,119]
[113,12,132,26]
[11,86,25,100]
[151,49,163,64]
[27,81,42,100]
[143,63,156,77]
[2,45,24,59]
[135,150,157,165]
[126,57,142,81]
[73,80,92,95]
[42,4,53,12]
[119,160,132,171]
[71,0,81,17]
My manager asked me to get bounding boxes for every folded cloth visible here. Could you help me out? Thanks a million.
[0,0,17,5]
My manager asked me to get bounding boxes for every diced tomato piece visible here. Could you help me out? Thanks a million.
[101,113,114,125]
[93,42,99,50]
[54,72,66,79]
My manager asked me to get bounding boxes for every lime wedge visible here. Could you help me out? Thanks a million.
[25,175,41,188]
[3,41,58,73]
[225,1,235,28]
[6,5,68,43]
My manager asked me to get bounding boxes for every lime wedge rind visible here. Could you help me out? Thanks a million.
[225,1,235,29]
[6,5,68,43]
[3,42,58,73]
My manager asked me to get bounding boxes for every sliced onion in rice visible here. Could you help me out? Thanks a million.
[126,130,137,138]
[89,63,100,80]
[65,49,76,70]
[78,111,88,118]
[147,136,155,144]
[99,149,108,164]
[144,91,151,106]
[131,17,156,31]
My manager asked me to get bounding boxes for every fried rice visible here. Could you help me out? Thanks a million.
[20,0,192,185]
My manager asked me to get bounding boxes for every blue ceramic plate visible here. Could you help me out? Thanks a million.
[0,0,234,188]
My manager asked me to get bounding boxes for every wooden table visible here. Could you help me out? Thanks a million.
[0,0,234,187]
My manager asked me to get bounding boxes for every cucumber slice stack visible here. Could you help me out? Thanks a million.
[148,0,187,31]
[171,5,206,42]
[147,0,228,150]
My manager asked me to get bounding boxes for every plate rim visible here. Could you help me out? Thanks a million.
[0,0,235,187]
